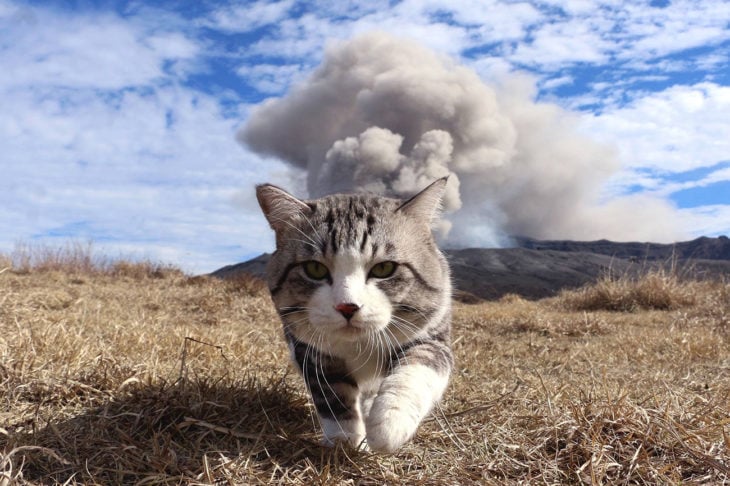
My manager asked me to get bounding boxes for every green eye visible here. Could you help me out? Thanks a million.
[303,261,330,280]
[369,261,397,279]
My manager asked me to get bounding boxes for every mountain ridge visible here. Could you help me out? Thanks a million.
[514,235,730,261]
[211,236,730,301]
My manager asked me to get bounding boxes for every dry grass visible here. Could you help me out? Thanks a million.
[556,267,707,312]
[1,246,729,484]
[7,241,181,279]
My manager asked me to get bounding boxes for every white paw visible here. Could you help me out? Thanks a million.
[363,364,450,453]
[320,417,366,449]
[320,434,369,450]
[365,407,418,453]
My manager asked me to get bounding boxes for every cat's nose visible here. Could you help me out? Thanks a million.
[335,302,360,320]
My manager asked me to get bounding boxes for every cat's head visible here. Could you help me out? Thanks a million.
[256,178,451,351]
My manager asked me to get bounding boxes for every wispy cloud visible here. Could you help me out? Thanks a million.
[540,75,575,90]
[580,82,730,175]
[510,20,611,66]
[1,8,200,91]
[679,205,730,237]
[204,0,296,33]
[235,63,306,94]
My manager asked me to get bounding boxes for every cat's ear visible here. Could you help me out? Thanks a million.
[397,176,448,223]
[256,184,312,233]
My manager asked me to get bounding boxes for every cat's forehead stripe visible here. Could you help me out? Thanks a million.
[316,195,387,256]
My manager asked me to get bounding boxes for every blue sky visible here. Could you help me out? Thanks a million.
[1,0,729,273]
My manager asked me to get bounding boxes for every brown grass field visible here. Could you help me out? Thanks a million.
[1,244,729,484]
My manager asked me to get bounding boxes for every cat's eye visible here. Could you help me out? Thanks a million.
[369,261,397,279]
[303,261,330,280]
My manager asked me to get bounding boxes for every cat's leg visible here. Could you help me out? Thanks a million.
[359,388,377,421]
[313,380,365,448]
[365,340,452,453]
[290,337,365,448]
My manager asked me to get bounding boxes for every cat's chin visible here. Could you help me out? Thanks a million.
[334,324,370,341]
[340,324,364,334]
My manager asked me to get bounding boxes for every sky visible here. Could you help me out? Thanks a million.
[1,0,729,274]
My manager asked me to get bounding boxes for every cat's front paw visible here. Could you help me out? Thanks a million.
[365,405,418,453]
[320,434,369,450]
[320,417,367,450]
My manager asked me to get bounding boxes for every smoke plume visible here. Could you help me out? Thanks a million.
[240,32,684,246]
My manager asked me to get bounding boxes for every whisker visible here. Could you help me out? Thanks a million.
[269,215,321,250]
[383,325,409,369]
[301,212,326,249]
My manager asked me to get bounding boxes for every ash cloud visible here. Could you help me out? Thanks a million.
[239,32,684,246]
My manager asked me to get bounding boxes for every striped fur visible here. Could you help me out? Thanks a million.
[257,178,453,453]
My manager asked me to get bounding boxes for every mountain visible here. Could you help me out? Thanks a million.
[445,248,633,301]
[213,253,270,281]
[210,236,730,301]
[514,235,730,261]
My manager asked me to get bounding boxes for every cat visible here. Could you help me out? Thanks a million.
[255,177,453,453]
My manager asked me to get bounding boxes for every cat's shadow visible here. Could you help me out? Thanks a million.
[4,376,358,483]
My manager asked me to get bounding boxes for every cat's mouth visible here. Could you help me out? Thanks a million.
[339,323,364,334]
[336,321,372,339]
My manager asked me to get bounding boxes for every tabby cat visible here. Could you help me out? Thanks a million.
[256,178,453,453]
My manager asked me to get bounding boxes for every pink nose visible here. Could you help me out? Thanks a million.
[335,302,360,320]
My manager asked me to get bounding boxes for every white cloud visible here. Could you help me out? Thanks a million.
[411,0,543,40]
[510,19,610,66]
[579,83,730,176]
[465,0,730,71]
[696,51,729,71]
[702,167,730,185]
[646,165,730,199]
[236,63,307,94]
[240,13,337,60]
[540,75,574,90]
[0,79,281,272]
[467,56,516,82]
[619,1,730,60]
[0,3,286,273]
[0,9,201,91]
[205,0,296,33]
[146,32,200,59]
[206,1,730,91]
[679,205,730,237]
